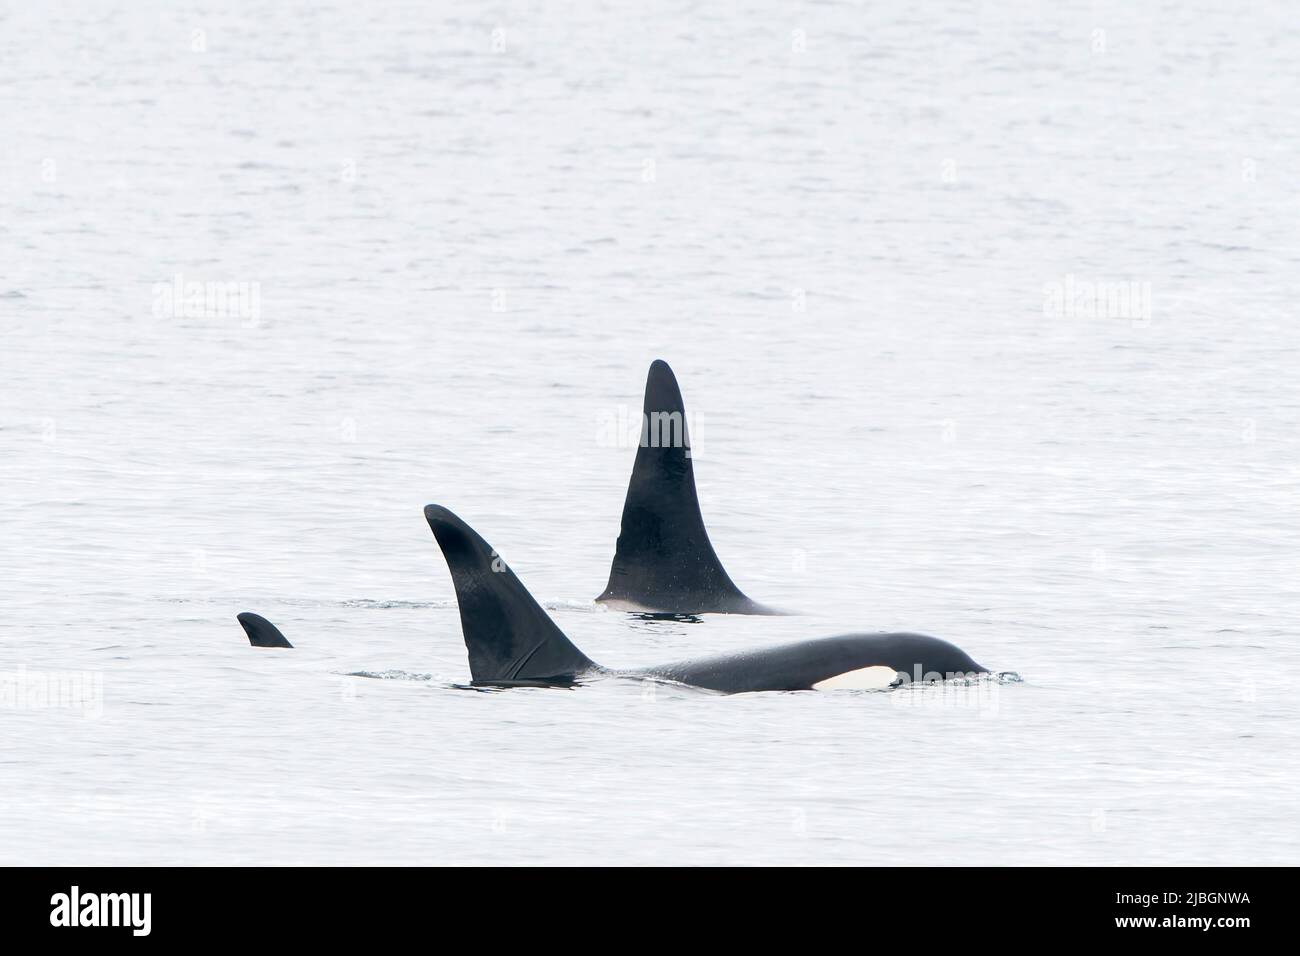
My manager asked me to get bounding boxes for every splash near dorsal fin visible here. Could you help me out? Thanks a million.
[237,612,294,648]
[597,360,772,615]
[424,505,596,684]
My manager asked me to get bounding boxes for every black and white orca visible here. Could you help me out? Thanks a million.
[597,359,780,615]
[428,505,988,694]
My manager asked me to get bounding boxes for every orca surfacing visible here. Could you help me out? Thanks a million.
[233,506,990,694]
[428,504,988,694]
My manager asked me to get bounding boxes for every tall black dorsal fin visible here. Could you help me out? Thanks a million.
[597,360,772,614]
[237,612,294,648]
[424,505,596,684]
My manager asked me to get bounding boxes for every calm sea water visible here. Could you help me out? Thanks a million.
[2,1,1298,865]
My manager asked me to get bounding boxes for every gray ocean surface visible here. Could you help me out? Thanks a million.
[2,1,1298,865]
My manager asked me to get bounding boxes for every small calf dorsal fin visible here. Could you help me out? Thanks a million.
[237,612,293,648]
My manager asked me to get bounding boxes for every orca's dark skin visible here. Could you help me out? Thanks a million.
[597,360,781,615]
[426,505,987,694]
[237,612,293,648]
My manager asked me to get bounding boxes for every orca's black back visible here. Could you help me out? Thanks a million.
[646,633,986,693]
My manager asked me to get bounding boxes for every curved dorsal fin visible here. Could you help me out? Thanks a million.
[597,360,770,614]
[237,612,294,648]
[424,505,596,684]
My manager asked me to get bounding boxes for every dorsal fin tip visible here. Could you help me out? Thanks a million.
[643,359,685,416]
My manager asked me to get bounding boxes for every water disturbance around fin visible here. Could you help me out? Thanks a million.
[596,360,774,615]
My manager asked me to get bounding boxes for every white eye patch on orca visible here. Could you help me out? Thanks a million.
[812,665,900,691]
